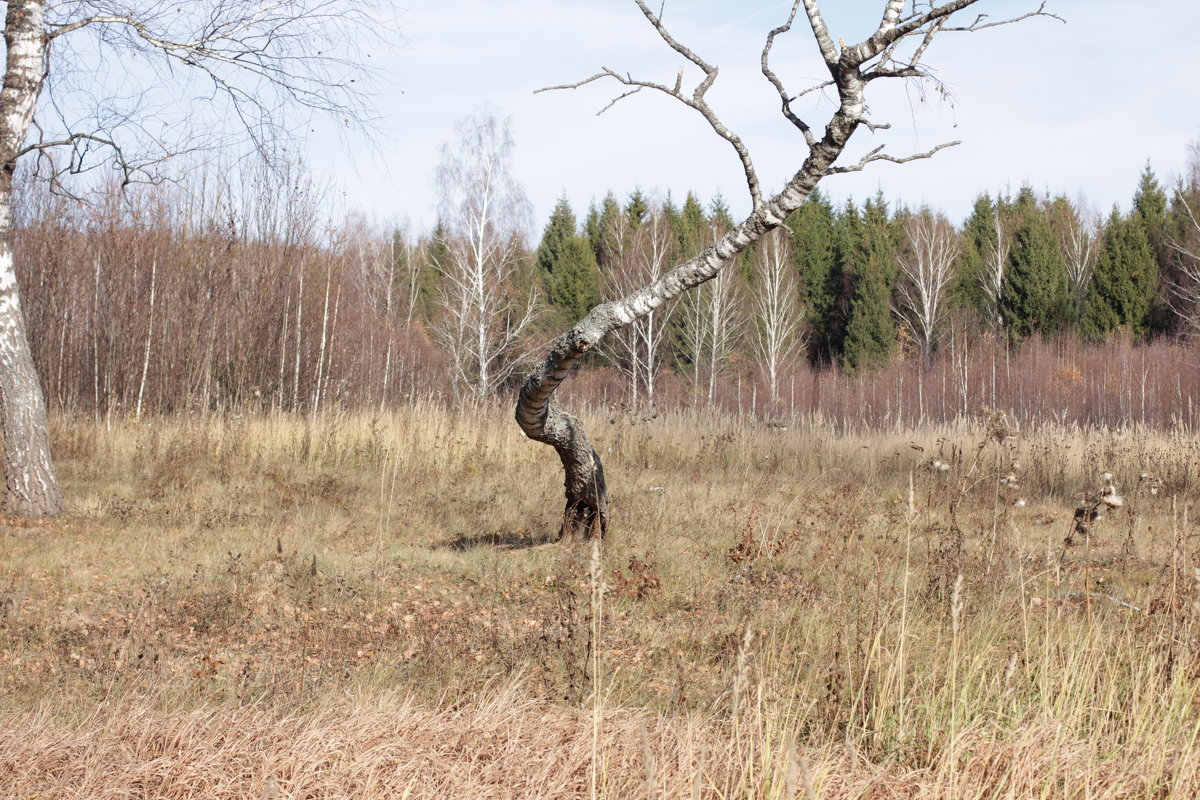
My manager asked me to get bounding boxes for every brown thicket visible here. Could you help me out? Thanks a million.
[15,172,446,416]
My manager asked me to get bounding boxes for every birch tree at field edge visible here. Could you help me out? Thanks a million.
[892,210,960,370]
[515,0,1061,541]
[0,0,377,516]
[432,112,538,401]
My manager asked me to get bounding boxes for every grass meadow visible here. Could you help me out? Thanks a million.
[4,402,1200,797]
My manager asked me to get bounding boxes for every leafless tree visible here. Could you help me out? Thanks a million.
[893,210,960,369]
[978,199,1011,332]
[1167,151,1200,334]
[433,112,538,401]
[0,0,379,516]
[751,230,803,407]
[676,220,742,406]
[1049,195,1099,318]
[603,203,677,407]
[515,0,1059,540]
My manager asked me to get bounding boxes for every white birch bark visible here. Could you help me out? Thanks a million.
[1058,197,1099,318]
[979,202,1010,332]
[603,206,676,407]
[292,261,304,410]
[0,0,62,515]
[313,259,333,413]
[705,266,741,406]
[1167,187,1200,333]
[134,258,157,418]
[676,219,742,405]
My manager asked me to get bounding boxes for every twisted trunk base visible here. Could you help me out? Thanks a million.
[553,411,608,540]
[525,402,608,540]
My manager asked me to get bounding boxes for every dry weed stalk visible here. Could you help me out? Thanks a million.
[1066,472,1125,546]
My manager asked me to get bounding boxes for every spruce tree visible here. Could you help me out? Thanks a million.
[536,198,601,325]
[1133,163,1169,256]
[586,192,623,269]
[674,191,708,256]
[1132,163,1173,334]
[956,193,998,323]
[842,194,897,372]
[550,238,601,324]
[1079,208,1157,340]
[626,189,649,228]
[999,188,1071,342]
[787,189,841,365]
[536,198,576,277]
[709,193,734,230]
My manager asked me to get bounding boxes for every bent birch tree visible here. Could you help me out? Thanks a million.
[516,0,1058,540]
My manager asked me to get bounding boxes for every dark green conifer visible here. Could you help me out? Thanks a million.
[955,193,999,323]
[842,194,897,372]
[1132,163,1173,335]
[1079,208,1157,340]
[787,189,841,365]
[585,192,622,269]
[999,188,1072,342]
[536,197,600,325]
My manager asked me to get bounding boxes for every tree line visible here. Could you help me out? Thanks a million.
[12,129,1200,424]
[531,153,1200,395]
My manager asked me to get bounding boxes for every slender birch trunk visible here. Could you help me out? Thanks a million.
[92,255,101,418]
[135,259,157,419]
[292,261,304,411]
[313,259,332,413]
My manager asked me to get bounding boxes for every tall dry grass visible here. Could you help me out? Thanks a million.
[4,403,1200,797]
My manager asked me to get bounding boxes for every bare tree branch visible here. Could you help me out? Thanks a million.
[799,0,840,69]
[538,2,763,207]
[761,0,817,149]
[937,3,1064,32]
[33,0,381,182]
[826,140,962,175]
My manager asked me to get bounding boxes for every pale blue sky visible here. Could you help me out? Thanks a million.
[313,0,1200,234]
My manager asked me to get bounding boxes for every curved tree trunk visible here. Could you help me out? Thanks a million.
[517,99,860,538]
[515,0,1035,540]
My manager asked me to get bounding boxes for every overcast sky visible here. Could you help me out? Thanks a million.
[310,0,1200,236]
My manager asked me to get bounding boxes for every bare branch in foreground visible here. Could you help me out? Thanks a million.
[826,140,962,175]
[538,1,763,207]
[760,0,817,148]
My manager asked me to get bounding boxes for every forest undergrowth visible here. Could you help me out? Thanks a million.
[3,401,1200,798]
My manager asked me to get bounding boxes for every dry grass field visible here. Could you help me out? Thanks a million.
[4,402,1200,798]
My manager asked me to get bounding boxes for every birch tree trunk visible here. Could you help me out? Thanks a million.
[893,211,960,370]
[752,230,803,407]
[517,0,1051,540]
[0,0,62,516]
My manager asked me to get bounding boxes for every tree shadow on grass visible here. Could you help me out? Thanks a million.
[444,529,560,551]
